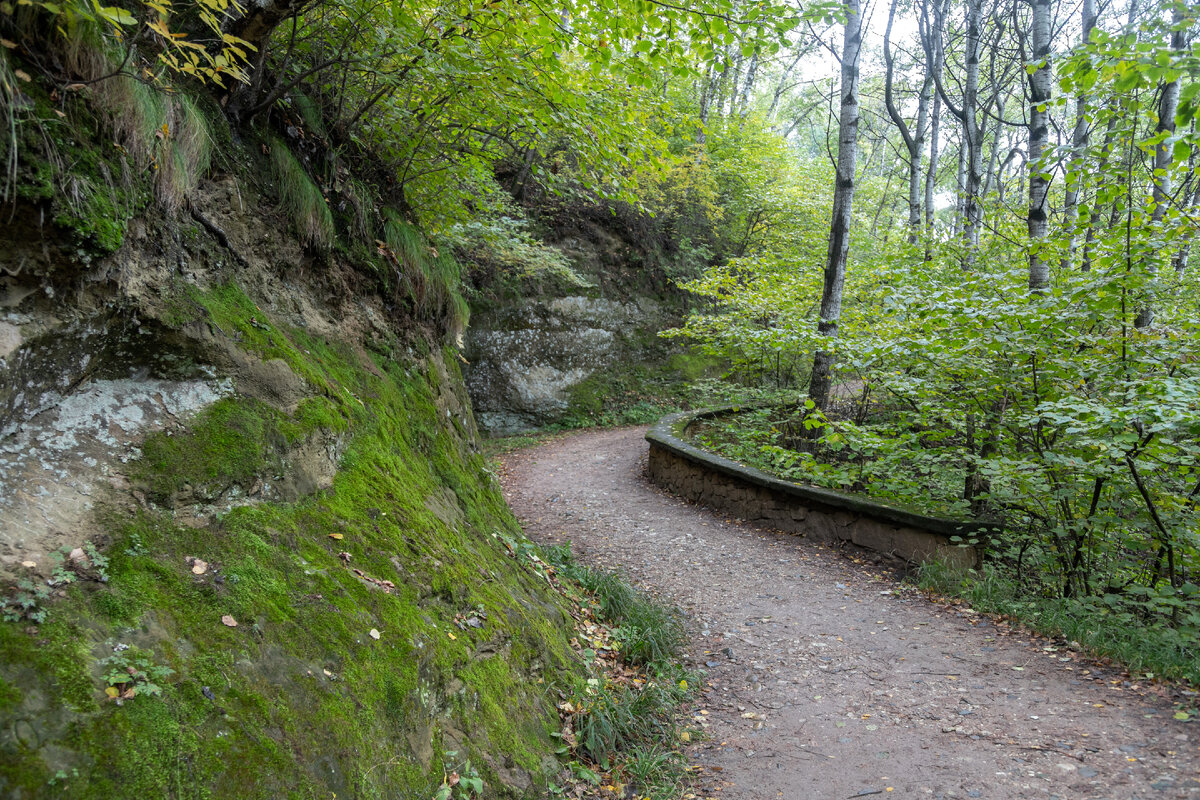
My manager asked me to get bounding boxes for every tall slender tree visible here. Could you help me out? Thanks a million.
[1026,0,1053,292]
[884,0,932,245]
[1135,1,1186,327]
[809,0,862,411]
[1061,0,1099,271]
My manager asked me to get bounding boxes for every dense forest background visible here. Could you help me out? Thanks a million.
[2,0,1200,787]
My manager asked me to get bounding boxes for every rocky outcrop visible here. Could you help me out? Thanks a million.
[0,163,579,797]
[465,294,665,433]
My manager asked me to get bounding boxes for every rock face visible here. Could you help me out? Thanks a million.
[0,311,239,580]
[466,294,664,433]
[0,166,579,798]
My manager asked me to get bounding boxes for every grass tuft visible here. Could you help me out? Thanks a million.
[155,94,212,209]
[383,209,469,332]
[544,549,686,667]
[270,138,334,249]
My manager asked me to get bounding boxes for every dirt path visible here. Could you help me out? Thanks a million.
[500,427,1200,800]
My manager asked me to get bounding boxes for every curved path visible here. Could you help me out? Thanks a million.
[500,427,1200,800]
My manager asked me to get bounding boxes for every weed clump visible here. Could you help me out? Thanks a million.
[270,138,334,249]
[540,544,697,798]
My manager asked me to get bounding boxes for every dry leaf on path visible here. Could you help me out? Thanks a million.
[221,615,238,627]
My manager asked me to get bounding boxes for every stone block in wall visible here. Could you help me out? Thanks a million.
[832,510,856,529]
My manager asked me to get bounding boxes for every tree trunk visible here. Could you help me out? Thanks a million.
[1061,0,1098,271]
[738,51,759,120]
[921,0,948,255]
[1135,3,1185,327]
[883,0,930,246]
[1026,0,1053,292]
[697,63,716,144]
[960,0,983,268]
[809,0,862,412]
[981,96,1005,198]
[925,90,942,258]
[953,139,967,240]
[766,53,803,124]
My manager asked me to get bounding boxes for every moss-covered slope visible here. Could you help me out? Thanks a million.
[0,281,580,798]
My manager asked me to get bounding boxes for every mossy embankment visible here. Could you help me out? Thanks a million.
[0,276,582,797]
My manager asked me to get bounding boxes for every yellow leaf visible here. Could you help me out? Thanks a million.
[447,631,457,640]
[328,533,344,540]
[105,686,120,698]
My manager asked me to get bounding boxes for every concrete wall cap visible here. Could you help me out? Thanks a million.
[646,406,999,541]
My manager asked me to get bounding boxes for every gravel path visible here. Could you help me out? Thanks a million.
[500,426,1200,800]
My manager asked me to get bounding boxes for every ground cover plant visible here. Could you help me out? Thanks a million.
[502,540,701,800]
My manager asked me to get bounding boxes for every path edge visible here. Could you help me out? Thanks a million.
[645,407,993,568]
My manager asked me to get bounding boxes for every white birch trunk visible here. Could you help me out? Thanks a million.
[809,0,862,411]
[1062,0,1098,271]
[1027,0,1053,292]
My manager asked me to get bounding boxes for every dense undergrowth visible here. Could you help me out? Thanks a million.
[675,261,1200,691]
[691,404,975,519]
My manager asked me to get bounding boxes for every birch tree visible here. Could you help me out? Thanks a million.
[1026,0,1053,292]
[808,0,862,411]
[1134,1,1186,328]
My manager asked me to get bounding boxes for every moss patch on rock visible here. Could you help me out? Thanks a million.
[0,283,581,799]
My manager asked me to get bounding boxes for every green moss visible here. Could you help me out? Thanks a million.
[7,59,153,256]
[133,398,291,503]
[0,282,582,799]
[0,676,21,711]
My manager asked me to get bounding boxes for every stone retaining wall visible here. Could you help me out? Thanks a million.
[645,410,992,569]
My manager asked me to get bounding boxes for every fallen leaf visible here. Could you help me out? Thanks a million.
[679,730,691,742]
[1175,711,1190,721]
[447,631,457,640]
[192,559,208,575]
[20,560,36,569]
[0,38,17,48]
[368,628,380,640]
[14,68,30,82]
[221,615,238,627]
[328,533,344,540]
